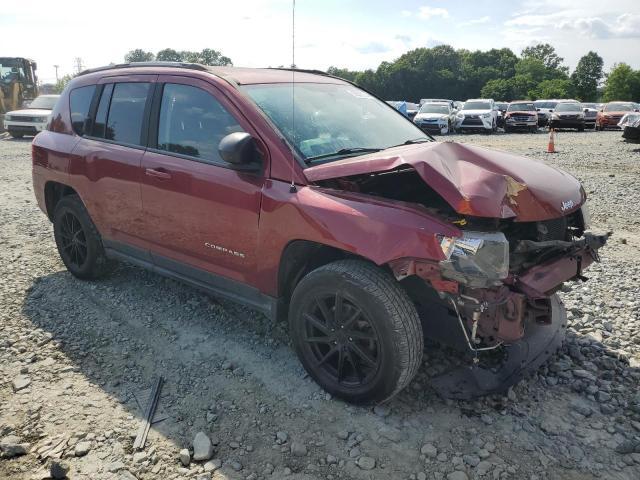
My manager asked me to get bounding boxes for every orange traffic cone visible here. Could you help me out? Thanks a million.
[547,128,556,153]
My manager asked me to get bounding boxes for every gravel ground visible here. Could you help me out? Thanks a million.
[1,130,639,480]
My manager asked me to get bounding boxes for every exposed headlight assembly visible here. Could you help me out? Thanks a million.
[438,231,509,287]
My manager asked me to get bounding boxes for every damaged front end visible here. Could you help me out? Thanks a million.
[305,141,609,398]
[389,214,608,399]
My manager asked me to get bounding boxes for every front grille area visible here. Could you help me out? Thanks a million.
[8,115,39,123]
[462,117,483,126]
[560,114,578,119]
[536,217,568,241]
[511,115,535,122]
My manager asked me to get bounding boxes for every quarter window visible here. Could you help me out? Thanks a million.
[69,85,96,136]
[105,82,151,145]
[157,83,243,162]
[91,84,113,138]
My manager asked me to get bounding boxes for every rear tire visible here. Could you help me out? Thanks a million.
[53,195,113,280]
[289,260,423,404]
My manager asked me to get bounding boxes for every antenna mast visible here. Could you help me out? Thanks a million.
[289,0,297,193]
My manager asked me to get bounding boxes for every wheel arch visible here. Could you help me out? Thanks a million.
[44,181,80,221]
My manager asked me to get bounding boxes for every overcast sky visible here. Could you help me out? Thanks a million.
[3,0,640,83]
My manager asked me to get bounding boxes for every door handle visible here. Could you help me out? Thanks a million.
[145,168,172,180]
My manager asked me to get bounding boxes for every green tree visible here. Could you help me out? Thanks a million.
[530,79,574,100]
[196,48,232,66]
[571,52,604,101]
[53,74,74,94]
[155,48,183,62]
[124,49,155,63]
[521,43,566,71]
[603,63,639,101]
[481,78,514,100]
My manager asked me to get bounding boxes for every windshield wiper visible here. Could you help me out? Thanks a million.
[306,147,382,162]
[387,137,433,148]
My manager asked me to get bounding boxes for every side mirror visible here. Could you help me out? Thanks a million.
[583,108,589,113]
[536,108,540,111]
[218,132,261,171]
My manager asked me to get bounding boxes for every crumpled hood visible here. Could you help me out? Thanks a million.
[304,141,585,222]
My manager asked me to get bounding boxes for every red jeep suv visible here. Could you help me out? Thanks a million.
[32,63,607,403]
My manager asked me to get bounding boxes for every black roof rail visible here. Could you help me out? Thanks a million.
[269,67,334,77]
[77,61,209,76]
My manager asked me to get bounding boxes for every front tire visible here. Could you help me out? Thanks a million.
[53,195,113,280]
[289,260,423,404]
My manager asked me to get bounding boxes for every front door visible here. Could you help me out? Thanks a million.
[139,76,265,287]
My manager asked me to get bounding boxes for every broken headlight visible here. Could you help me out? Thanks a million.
[438,231,509,287]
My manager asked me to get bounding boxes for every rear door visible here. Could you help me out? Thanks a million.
[139,75,265,287]
[71,75,156,253]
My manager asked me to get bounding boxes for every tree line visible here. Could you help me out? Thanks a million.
[327,43,640,103]
[53,44,640,103]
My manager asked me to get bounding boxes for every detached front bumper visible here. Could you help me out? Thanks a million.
[409,232,608,399]
[431,294,566,399]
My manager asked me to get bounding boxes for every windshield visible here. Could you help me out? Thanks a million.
[555,103,581,112]
[604,103,634,112]
[0,58,25,83]
[419,104,449,114]
[28,96,58,110]
[534,101,558,109]
[243,83,429,162]
[508,102,535,112]
[463,101,491,110]
[583,103,597,109]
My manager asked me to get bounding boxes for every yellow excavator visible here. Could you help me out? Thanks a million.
[0,57,39,115]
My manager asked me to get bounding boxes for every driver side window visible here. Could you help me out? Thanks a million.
[157,83,244,163]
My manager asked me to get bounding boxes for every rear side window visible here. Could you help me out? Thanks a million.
[69,85,96,135]
[106,82,151,145]
[157,83,243,162]
[91,84,114,138]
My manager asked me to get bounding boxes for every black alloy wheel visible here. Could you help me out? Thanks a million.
[53,195,113,279]
[289,260,423,404]
[301,292,381,387]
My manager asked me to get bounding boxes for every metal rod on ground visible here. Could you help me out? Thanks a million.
[133,376,164,451]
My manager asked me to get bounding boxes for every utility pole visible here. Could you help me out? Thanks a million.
[53,65,59,82]
[74,57,84,75]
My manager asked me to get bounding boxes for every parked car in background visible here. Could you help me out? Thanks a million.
[405,102,420,120]
[504,101,538,133]
[32,62,607,403]
[3,94,59,138]
[419,98,456,111]
[596,102,638,130]
[457,98,497,133]
[582,103,598,129]
[413,102,456,135]
[494,102,508,128]
[619,113,640,142]
[548,101,585,131]
[534,99,561,127]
